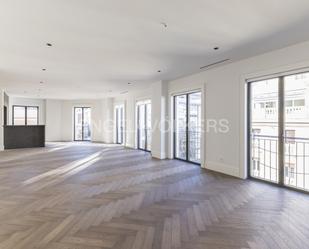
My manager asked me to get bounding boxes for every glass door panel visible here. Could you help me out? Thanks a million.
[284,73,309,191]
[137,101,151,151]
[138,104,146,150]
[188,92,202,163]
[83,108,91,141]
[174,92,201,164]
[116,106,124,144]
[146,103,152,151]
[74,107,91,141]
[174,95,187,160]
[74,108,83,141]
[250,78,279,183]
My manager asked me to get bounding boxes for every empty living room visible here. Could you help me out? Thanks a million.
[1,1,309,248]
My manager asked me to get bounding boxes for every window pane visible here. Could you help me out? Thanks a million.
[188,92,201,163]
[175,95,187,160]
[27,107,38,125]
[74,108,83,141]
[146,103,151,151]
[13,106,26,125]
[138,105,146,150]
[284,72,309,191]
[250,78,279,183]
[83,108,91,141]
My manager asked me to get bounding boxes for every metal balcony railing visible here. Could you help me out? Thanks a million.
[251,134,309,192]
[175,130,201,163]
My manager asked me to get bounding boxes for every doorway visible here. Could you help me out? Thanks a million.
[137,101,151,151]
[115,105,124,144]
[248,72,309,192]
[74,107,91,141]
[174,92,202,164]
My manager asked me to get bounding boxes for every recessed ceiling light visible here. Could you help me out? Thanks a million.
[128,82,132,85]
[157,70,161,73]
[214,47,219,50]
[46,43,52,47]
[42,68,46,71]
[160,22,168,28]
[40,81,43,84]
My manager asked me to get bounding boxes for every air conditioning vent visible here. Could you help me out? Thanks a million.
[200,59,230,70]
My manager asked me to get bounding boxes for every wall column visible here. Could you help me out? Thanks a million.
[101,98,114,143]
[151,81,168,159]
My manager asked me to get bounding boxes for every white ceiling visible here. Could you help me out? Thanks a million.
[1,0,309,99]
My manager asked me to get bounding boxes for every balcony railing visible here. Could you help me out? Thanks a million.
[251,134,309,192]
[175,130,201,163]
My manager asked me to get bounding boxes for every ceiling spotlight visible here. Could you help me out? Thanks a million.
[214,47,219,50]
[128,82,132,85]
[40,81,43,84]
[42,68,46,71]
[157,70,161,73]
[160,22,168,28]
[46,43,52,47]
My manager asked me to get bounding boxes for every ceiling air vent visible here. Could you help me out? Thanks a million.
[120,91,129,95]
[200,59,230,70]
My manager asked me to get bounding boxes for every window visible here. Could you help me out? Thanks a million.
[285,164,295,179]
[253,159,260,171]
[265,101,276,108]
[252,129,261,135]
[285,100,293,107]
[249,71,309,192]
[294,99,305,107]
[285,130,295,144]
[13,106,39,125]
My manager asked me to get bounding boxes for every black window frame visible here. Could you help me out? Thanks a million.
[173,91,202,165]
[12,105,39,126]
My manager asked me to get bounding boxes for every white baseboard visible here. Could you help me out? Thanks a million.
[151,150,167,160]
[205,161,240,178]
[125,143,135,149]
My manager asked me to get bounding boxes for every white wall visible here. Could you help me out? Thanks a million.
[8,97,46,125]
[45,99,62,141]
[168,40,309,178]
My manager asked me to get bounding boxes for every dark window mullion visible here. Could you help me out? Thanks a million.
[278,76,285,186]
[186,94,189,161]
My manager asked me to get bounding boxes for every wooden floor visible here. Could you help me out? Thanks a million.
[0,143,308,249]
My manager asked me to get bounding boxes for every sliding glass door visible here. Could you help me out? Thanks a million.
[137,101,151,151]
[74,107,91,141]
[174,92,201,164]
[249,72,309,192]
[115,105,124,144]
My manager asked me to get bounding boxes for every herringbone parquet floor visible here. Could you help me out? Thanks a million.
[0,143,308,249]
